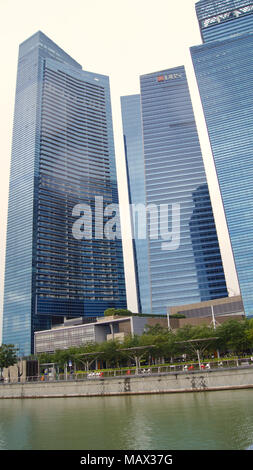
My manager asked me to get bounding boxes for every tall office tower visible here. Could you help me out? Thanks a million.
[195,0,253,42]
[121,66,228,315]
[191,0,253,316]
[121,95,151,314]
[3,31,126,355]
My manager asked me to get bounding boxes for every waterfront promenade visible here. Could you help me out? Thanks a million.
[1,364,253,399]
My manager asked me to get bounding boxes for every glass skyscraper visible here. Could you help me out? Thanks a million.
[121,95,151,313]
[121,66,227,315]
[3,31,126,355]
[196,0,253,42]
[191,0,253,316]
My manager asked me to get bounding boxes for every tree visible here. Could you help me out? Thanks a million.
[175,324,216,341]
[0,344,18,380]
[74,343,101,372]
[119,335,156,373]
[115,309,133,316]
[53,349,71,367]
[176,337,219,368]
[245,318,253,350]
[104,308,117,317]
[143,326,177,363]
[216,320,250,354]
[38,352,53,365]
[98,340,122,369]
[174,324,196,342]
[174,324,219,360]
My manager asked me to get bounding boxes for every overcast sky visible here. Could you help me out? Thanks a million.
[0,0,240,341]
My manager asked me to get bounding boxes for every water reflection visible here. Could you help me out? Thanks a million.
[0,389,253,450]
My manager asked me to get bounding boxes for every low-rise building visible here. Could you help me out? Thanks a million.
[169,295,244,318]
[34,296,245,354]
[34,315,168,354]
[169,313,244,330]
[168,295,245,329]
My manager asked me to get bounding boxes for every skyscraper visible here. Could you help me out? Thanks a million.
[196,0,253,42]
[191,0,253,316]
[121,66,228,315]
[121,95,151,314]
[3,31,126,355]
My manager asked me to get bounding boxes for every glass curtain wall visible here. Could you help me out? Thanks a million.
[3,32,126,355]
[191,0,253,316]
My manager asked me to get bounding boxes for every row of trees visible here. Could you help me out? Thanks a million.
[37,318,253,371]
[1,318,253,372]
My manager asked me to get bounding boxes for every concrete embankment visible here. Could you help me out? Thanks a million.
[1,366,253,399]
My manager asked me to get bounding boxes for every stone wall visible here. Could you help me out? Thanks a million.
[1,366,253,399]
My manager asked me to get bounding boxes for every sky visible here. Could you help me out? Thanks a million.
[0,0,240,341]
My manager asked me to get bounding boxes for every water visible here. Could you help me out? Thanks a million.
[0,389,253,450]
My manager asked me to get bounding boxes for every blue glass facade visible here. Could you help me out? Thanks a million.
[121,66,227,315]
[196,0,253,42]
[120,95,151,313]
[3,31,126,355]
[191,0,253,316]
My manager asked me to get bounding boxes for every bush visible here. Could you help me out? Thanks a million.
[170,314,186,319]
[104,308,133,317]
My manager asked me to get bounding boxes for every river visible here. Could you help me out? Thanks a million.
[0,389,253,450]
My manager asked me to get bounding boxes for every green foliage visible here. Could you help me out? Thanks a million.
[98,340,122,368]
[142,324,177,358]
[215,320,250,353]
[174,324,196,342]
[170,314,186,319]
[104,308,133,317]
[36,318,253,371]
[53,349,71,366]
[104,308,117,317]
[120,334,140,349]
[37,352,52,364]
[246,327,253,346]
[0,344,18,373]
